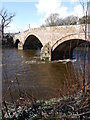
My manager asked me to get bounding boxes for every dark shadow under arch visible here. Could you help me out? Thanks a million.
[14,39,20,48]
[23,35,43,50]
[51,39,90,61]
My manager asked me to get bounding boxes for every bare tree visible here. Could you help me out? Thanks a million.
[45,13,60,27]
[0,8,15,41]
[64,15,78,25]
[42,13,78,27]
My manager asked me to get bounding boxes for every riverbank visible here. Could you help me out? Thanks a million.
[2,84,90,120]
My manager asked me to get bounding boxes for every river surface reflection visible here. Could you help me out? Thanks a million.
[2,48,90,101]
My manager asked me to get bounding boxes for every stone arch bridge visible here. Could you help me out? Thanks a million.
[13,25,90,61]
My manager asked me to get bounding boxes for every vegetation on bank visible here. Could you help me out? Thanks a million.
[1,84,90,120]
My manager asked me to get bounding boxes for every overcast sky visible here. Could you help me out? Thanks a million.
[1,0,88,33]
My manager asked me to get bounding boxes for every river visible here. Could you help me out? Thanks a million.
[2,47,90,102]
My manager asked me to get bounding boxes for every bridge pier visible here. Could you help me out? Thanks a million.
[18,42,23,50]
[41,43,51,61]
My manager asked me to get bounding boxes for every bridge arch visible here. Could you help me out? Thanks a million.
[14,39,20,48]
[23,34,43,50]
[51,34,90,60]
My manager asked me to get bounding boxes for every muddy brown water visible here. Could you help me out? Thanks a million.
[2,47,90,101]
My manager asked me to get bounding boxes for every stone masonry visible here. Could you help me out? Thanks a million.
[13,24,90,61]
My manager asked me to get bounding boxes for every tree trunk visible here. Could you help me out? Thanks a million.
[2,24,4,42]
